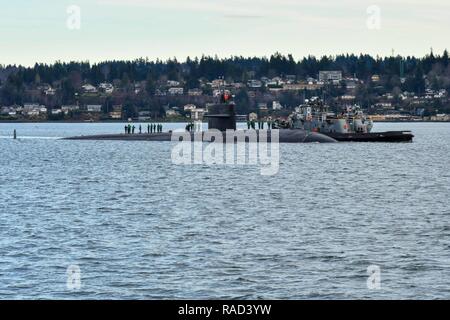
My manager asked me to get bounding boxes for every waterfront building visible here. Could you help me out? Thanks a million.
[61,105,79,114]
[86,105,102,112]
[248,80,263,88]
[108,105,123,120]
[183,104,197,112]
[138,111,151,121]
[166,109,180,117]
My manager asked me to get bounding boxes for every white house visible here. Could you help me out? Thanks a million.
[272,101,283,110]
[249,112,258,121]
[45,88,57,96]
[22,103,46,116]
[431,114,450,121]
[248,80,262,88]
[319,71,342,82]
[99,82,114,94]
[86,105,102,112]
[166,109,180,117]
[183,104,197,112]
[167,80,181,87]
[82,84,98,93]
[61,105,79,114]
[211,79,226,88]
[341,95,356,101]
[168,87,184,95]
[25,109,40,116]
[23,103,40,111]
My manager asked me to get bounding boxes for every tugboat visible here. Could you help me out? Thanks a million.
[288,98,414,142]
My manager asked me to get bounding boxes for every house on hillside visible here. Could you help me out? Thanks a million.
[168,87,184,95]
[319,71,342,83]
[99,82,114,94]
[82,84,98,93]
[86,105,102,112]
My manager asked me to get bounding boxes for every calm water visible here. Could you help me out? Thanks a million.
[0,122,449,299]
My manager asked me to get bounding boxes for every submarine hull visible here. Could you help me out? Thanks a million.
[64,129,337,143]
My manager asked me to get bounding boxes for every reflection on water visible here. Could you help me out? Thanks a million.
[0,122,449,299]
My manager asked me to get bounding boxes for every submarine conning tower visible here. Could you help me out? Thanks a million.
[204,92,237,132]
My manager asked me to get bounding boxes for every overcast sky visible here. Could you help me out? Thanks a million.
[1,0,449,66]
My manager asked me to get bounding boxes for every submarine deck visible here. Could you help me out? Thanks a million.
[63,129,337,143]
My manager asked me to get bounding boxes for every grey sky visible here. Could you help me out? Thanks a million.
[0,0,449,66]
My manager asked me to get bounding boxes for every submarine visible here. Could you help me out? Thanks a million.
[65,93,337,143]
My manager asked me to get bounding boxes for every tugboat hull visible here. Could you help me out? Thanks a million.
[324,131,414,142]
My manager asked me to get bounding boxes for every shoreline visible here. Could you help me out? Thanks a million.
[0,119,201,124]
[1,120,450,124]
